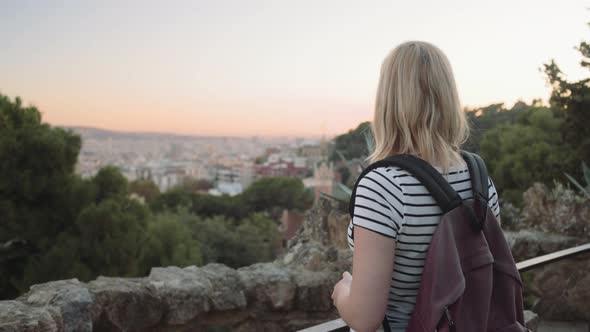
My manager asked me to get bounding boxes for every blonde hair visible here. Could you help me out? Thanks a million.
[366,41,469,172]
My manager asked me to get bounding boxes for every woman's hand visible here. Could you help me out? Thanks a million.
[331,271,352,308]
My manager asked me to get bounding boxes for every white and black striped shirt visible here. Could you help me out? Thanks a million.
[347,163,500,332]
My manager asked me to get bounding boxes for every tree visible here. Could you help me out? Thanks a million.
[141,210,202,272]
[74,198,149,277]
[479,107,571,204]
[241,177,314,215]
[149,187,193,212]
[463,102,529,153]
[543,33,590,173]
[0,94,84,298]
[186,213,279,268]
[176,177,214,193]
[129,179,160,203]
[329,121,371,162]
[92,166,128,202]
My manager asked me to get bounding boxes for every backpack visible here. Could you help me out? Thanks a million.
[348,151,528,332]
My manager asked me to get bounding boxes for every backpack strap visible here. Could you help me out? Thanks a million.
[460,151,490,229]
[348,154,463,219]
[460,151,489,201]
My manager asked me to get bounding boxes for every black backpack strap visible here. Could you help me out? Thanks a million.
[348,154,463,219]
[460,151,489,201]
[461,151,490,228]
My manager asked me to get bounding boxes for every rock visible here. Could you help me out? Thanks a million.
[280,240,350,273]
[0,301,61,332]
[498,200,523,231]
[148,265,212,325]
[293,270,339,312]
[88,277,163,331]
[521,183,590,239]
[238,263,295,310]
[505,230,582,262]
[524,310,539,331]
[301,197,349,247]
[327,208,351,249]
[21,279,92,332]
[198,263,247,311]
[525,252,590,321]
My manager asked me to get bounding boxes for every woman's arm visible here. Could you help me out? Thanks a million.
[332,226,396,332]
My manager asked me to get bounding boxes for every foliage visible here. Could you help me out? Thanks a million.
[544,36,590,169]
[565,162,590,199]
[241,177,314,214]
[75,198,148,276]
[328,121,371,162]
[129,179,160,203]
[141,209,203,271]
[176,177,214,193]
[479,106,572,204]
[0,95,82,246]
[92,166,128,202]
[185,212,279,268]
[463,102,531,153]
[149,187,194,212]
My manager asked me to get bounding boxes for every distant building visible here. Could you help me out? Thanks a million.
[298,138,330,169]
[208,182,243,196]
[254,158,308,178]
[135,162,189,192]
[303,160,335,203]
[209,161,255,196]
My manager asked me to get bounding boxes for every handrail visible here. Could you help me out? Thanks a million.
[515,243,590,272]
[297,243,590,332]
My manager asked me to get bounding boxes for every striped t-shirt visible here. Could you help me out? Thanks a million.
[346,162,500,332]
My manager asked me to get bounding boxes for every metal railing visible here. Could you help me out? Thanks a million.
[297,243,590,332]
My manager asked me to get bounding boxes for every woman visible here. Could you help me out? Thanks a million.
[331,41,501,332]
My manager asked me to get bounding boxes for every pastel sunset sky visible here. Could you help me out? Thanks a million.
[1,0,588,138]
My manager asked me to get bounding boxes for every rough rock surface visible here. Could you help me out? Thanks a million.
[20,279,91,332]
[521,183,590,238]
[505,230,583,261]
[524,252,590,322]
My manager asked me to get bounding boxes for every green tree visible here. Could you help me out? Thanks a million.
[329,121,371,162]
[92,166,128,202]
[187,213,278,268]
[190,194,249,220]
[0,94,84,298]
[463,102,531,153]
[150,187,193,212]
[74,198,149,277]
[241,177,314,215]
[544,33,590,173]
[129,179,160,203]
[176,177,214,193]
[480,107,571,204]
[141,210,202,271]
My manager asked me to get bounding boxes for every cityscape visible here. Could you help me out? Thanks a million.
[71,126,338,200]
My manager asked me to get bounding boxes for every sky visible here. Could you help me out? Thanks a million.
[0,0,588,138]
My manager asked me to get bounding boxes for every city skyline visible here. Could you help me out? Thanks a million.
[1,0,588,137]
